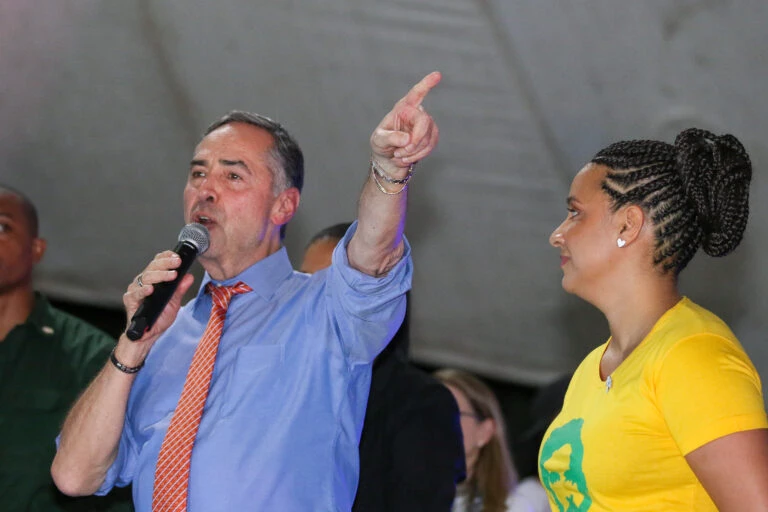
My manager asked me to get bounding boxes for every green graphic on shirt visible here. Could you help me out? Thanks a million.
[539,418,592,511]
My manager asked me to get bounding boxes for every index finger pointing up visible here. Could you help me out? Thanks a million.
[399,71,442,108]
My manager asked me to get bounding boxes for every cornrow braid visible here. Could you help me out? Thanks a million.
[591,128,751,275]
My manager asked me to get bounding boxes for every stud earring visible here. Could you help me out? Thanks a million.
[617,238,626,248]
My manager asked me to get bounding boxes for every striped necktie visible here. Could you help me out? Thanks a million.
[152,281,252,511]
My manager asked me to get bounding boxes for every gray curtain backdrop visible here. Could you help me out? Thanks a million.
[2,0,766,388]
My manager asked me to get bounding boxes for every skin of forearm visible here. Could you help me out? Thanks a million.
[348,176,408,277]
[52,360,136,496]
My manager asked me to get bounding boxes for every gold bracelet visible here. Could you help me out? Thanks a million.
[371,165,408,195]
[370,158,414,185]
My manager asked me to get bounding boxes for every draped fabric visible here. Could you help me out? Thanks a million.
[2,0,767,387]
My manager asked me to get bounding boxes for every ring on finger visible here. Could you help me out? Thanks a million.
[136,274,144,288]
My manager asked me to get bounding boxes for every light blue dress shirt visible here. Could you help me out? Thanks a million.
[97,225,411,511]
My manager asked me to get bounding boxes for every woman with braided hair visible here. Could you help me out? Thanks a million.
[539,128,768,511]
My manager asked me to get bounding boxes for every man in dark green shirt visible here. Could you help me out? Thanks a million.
[0,184,133,511]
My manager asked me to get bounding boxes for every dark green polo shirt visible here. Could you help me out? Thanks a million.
[0,294,133,511]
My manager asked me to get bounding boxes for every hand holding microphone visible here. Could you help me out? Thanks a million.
[125,223,210,341]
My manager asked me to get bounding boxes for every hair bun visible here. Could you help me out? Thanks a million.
[673,128,751,257]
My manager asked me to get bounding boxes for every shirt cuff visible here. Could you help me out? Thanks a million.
[331,220,412,293]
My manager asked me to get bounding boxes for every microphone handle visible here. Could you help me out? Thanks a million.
[125,241,199,341]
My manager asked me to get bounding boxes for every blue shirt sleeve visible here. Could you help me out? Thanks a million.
[325,221,412,365]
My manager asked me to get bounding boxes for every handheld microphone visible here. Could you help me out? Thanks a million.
[126,223,210,341]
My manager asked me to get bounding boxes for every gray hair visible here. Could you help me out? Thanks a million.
[204,111,304,196]
[204,111,304,238]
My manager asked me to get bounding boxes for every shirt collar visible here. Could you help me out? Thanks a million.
[25,292,54,328]
[197,247,294,302]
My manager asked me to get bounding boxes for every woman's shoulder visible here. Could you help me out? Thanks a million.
[654,297,737,346]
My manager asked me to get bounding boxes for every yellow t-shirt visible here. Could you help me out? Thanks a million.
[538,298,767,511]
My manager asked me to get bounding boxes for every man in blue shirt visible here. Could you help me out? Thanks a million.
[52,71,442,511]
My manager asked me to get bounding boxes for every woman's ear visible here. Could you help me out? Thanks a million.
[616,204,646,246]
[477,418,496,448]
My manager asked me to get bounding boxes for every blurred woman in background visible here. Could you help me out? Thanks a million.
[435,368,549,512]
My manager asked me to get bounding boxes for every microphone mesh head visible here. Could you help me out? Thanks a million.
[178,223,210,254]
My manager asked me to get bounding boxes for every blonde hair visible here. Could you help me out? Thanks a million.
[435,368,518,512]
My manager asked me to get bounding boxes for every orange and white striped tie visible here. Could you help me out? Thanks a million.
[152,281,251,512]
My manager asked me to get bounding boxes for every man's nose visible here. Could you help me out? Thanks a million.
[197,176,218,203]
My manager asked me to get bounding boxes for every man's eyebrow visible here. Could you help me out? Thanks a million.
[189,158,252,175]
[219,159,251,173]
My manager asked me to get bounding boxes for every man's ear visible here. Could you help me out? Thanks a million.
[616,204,646,246]
[32,237,47,265]
[271,188,301,228]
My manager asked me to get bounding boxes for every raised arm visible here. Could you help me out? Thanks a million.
[51,251,193,496]
[347,71,441,276]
